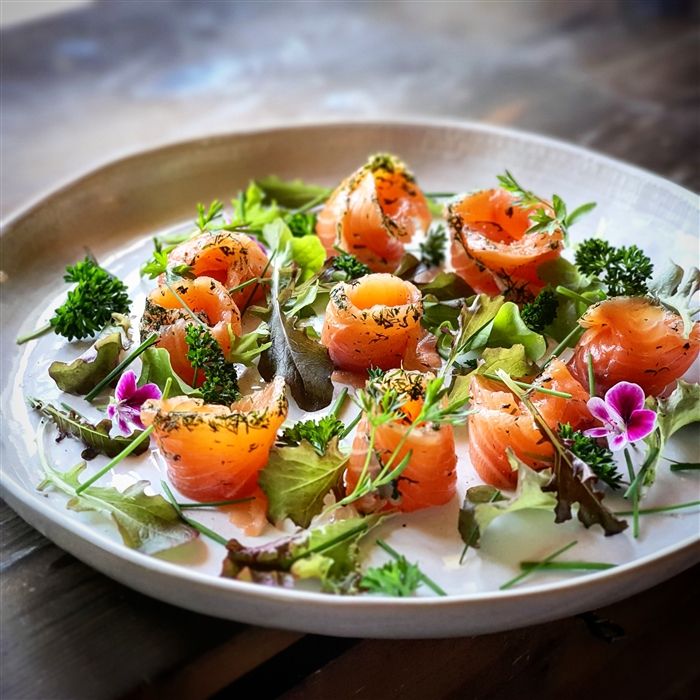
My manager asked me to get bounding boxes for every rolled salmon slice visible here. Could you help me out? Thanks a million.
[141,376,288,502]
[569,296,700,396]
[140,276,242,386]
[316,154,432,272]
[321,273,423,373]
[164,231,270,309]
[468,359,592,490]
[447,188,563,300]
[345,369,457,513]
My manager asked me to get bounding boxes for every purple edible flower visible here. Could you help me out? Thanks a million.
[584,381,656,451]
[107,370,161,436]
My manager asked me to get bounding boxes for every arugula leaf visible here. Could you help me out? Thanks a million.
[360,555,422,597]
[642,381,700,485]
[138,347,200,397]
[254,176,331,209]
[40,461,196,554]
[458,453,556,550]
[226,323,272,365]
[259,438,348,528]
[258,231,334,411]
[221,515,380,590]
[48,316,130,395]
[648,262,699,338]
[416,272,474,301]
[484,302,547,361]
[29,398,150,458]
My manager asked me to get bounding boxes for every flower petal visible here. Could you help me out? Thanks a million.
[605,381,645,422]
[584,427,611,439]
[128,382,162,407]
[608,432,628,452]
[587,396,619,428]
[626,408,657,443]
[115,370,138,402]
[106,403,118,421]
[114,412,133,436]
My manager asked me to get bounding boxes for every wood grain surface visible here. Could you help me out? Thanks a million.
[1,1,698,699]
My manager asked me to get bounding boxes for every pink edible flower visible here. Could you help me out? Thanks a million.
[584,381,656,451]
[107,370,161,436]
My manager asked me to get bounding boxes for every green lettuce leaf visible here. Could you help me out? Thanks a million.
[458,452,555,550]
[259,438,348,528]
[39,462,196,554]
[138,347,200,397]
[416,273,474,301]
[254,176,331,209]
[483,302,546,361]
[48,316,130,395]
[229,182,281,230]
[30,398,150,458]
[221,515,380,590]
[226,323,272,365]
[262,219,325,281]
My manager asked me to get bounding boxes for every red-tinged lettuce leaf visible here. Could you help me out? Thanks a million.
[48,316,130,395]
[29,398,149,458]
[259,438,348,528]
[221,515,380,590]
[547,449,628,536]
[40,462,197,554]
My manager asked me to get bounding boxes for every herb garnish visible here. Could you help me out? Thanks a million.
[185,324,240,404]
[419,224,447,267]
[558,423,623,490]
[574,239,653,297]
[521,288,559,333]
[331,252,371,280]
[18,257,131,344]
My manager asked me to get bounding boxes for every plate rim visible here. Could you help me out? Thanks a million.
[2,118,699,619]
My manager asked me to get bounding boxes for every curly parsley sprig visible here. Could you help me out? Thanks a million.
[185,324,240,405]
[17,257,131,344]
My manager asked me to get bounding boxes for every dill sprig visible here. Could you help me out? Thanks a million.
[574,239,653,297]
[558,423,623,490]
[18,257,131,344]
[185,324,240,405]
[521,288,559,333]
[419,224,447,268]
[497,170,596,242]
[196,200,224,232]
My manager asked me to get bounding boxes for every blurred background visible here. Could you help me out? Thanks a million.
[1,0,698,218]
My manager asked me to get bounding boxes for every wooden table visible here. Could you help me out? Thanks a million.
[1,2,698,698]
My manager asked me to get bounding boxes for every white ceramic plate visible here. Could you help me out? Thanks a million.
[2,120,699,638]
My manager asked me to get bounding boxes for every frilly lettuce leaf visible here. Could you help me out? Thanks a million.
[221,515,381,590]
[226,322,272,365]
[39,461,196,554]
[48,315,130,395]
[262,219,326,281]
[259,438,348,528]
[648,262,699,338]
[642,381,700,485]
[458,452,555,550]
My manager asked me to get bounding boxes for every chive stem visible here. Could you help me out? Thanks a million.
[482,372,572,399]
[376,539,447,597]
[587,352,596,397]
[16,322,52,345]
[666,459,700,472]
[177,497,255,509]
[425,192,456,198]
[623,449,640,538]
[340,412,362,439]
[85,332,159,402]
[555,286,596,307]
[164,279,207,328]
[500,540,578,590]
[330,388,349,418]
[543,325,584,366]
[161,481,228,545]
[75,425,154,494]
[614,499,700,516]
[519,561,615,572]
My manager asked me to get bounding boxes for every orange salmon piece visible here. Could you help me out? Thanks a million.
[165,231,269,309]
[141,276,242,386]
[345,370,457,513]
[447,188,563,300]
[468,359,591,490]
[141,376,288,502]
[570,296,700,396]
[316,154,431,272]
[321,273,423,373]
